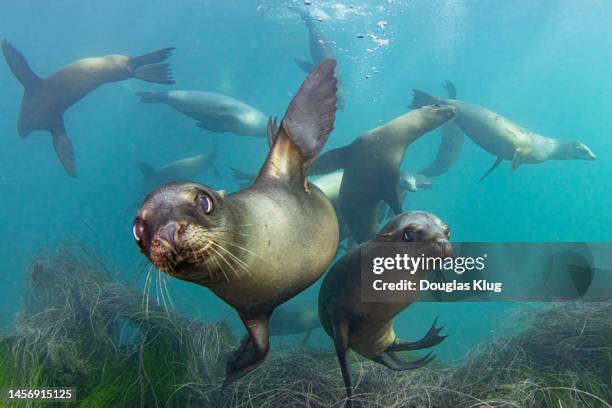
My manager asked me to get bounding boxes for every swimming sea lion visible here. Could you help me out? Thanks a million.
[411,88,596,182]
[137,90,268,138]
[132,60,339,383]
[269,301,321,345]
[137,146,220,194]
[292,6,347,111]
[319,211,451,407]
[1,40,174,177]
[309,104,456,243]
[418,81,465,178]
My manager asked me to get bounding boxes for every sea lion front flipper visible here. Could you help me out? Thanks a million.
[478,157,503,183]
[267,117,279,148]
[331,321,355,407]
[136,161,155,178]
[512,149,525,171]
[1,40,42,91]
[224,315,270,385]
[51,122,76,177]
[294,58,315,74]
[309,145,351,176]
[381,173,403,215]
[258,59,337,187]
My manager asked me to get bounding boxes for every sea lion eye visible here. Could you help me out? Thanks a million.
[133,219,144,243]
[403,228,416,242]
[196,193,214,214]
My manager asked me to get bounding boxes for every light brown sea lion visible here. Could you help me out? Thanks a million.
[318,211,452,407]
[411,88,596,182]
[132,60,339,384]
[1,40,174,177]
[309,105,456,243]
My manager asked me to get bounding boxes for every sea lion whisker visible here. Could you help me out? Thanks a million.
[209,240,253,274]
[161,273,175,309]
[209,241,243,280]
[209,235,263,260]
[207,245,232,282]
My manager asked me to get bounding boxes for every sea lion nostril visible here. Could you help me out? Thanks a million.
[157,223,178,246]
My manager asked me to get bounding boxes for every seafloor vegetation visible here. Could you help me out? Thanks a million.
[1,246,610,407]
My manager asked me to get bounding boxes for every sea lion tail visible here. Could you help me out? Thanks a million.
[51,122,76,177]
[134,63,174,85]
[1,39,42,91]
[411,89,440,109]
[136,91,166,103]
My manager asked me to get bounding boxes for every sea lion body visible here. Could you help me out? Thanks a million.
[318,211,452,407]
[2,40,174,176]
[138,150,219,193]
[137,90,268,138]
[133,60,339,383]
[269,302,320,341]
[412,89,596,181]
[310,105,456,243]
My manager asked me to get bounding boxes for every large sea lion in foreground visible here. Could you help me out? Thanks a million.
[132,60,339,383]
[137,91,268,138]
[418,81,465,178]
[137,147,220,194]
[411,89,596,182]
[1,40,174,177]
[319,211,452,407]
[310,105,456,243]
[292,6,347,111]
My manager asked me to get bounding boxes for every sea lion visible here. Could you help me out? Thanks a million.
[269,301,321,345]
[319,211,452,407]
[309,104,456,243]
[137,91,268,138]
[418,81,465,178]
[1,40,174,177]
[411,88,596,182]
[132,60,339,383]
[137,147,220,194]
[292,6,347,111]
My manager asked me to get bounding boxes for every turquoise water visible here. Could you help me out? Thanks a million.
[1,0,610,366]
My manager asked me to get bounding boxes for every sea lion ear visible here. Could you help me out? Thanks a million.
[217,190,226,198]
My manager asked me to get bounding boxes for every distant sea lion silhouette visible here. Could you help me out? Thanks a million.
[411,88,596,182]
[1,40,174,177]
[133,60,339,384]
[137,90,268,138]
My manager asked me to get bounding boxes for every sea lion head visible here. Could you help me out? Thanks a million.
[377,211,452,257]
[422,103,457,123]
[563,141,596,161]
[133,182,233,283]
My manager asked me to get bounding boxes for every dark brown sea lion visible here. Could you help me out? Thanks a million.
[1,40,174,176]
[309,105,456,243]
[132,60,339,384]
[318,211,452,407]
[411,87,596,182]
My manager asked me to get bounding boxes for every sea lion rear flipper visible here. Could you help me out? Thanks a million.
[258,59,337,187]
[224,315,270,385]
[371,351,435,371]
[419,122,465,177]
[130,47,174,67]
[133,63,174,85]
[294,58,315,74]
[382,174,403,215]
[51,122,76,177]
[410,89,441,109]
[442,80,457,99]
[387,317,448,351]
[1,40,42,91]
[478,157,503,183]
[136,161,155,178]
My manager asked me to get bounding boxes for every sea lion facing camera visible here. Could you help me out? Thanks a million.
[137,91,268,138]
[319,211,451,407]
[309,105,456,243]
[133,60,339,383]
[411,88,596,182]
[1,40,174,177]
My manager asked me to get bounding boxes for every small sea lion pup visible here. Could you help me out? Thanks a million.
[137,91,268,138]
[309,104,456,243]
[318,211,452,407]
[412,87,596,182]
[1,40,174,177]
[132,60,339,383]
